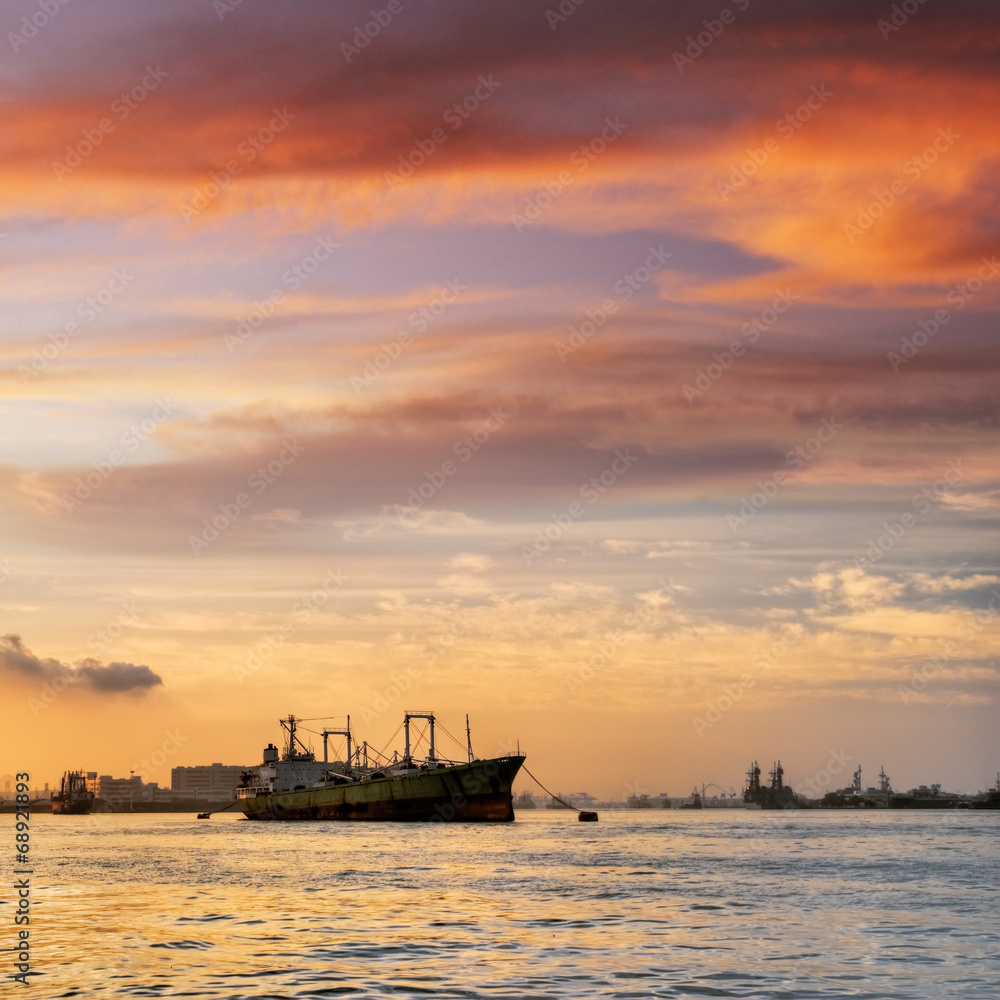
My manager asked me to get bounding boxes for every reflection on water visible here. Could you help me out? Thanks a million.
[21,811,1000,998]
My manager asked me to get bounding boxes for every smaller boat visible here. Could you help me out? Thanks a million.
[627,793,653,808]
[196,812,211,819]
[52,771,95,815]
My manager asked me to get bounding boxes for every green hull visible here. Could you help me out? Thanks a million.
[238,755,525,822]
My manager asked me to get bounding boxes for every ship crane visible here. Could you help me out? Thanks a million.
[320,716,353,769]
[403,711,437,764]
[695,782,736,800]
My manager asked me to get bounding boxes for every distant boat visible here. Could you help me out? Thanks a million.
[514,791,537,809]
[743,760,797,809]
[969,774,1000,810]
[626,793,671,808]
[237,713,524,822]
[52,771,94,815]
[546,791,593,809]
[890,783,966,809]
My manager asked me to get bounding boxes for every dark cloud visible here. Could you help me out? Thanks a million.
[0,634,163,692]
[6,0,999,179]
[76,658,164,692]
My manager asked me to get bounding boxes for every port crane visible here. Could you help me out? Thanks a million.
[691,782,739,801]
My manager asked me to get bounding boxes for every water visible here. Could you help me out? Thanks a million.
[14,810,1000,998]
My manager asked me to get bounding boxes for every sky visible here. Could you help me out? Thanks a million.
[1,0,998,802]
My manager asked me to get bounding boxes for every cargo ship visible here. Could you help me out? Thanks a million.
[236,712,525,822]
[51,770,95,815]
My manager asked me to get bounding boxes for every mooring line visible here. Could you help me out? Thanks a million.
[522,765,581,813]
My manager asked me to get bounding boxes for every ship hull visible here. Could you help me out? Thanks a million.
[238,755,525,822]
[888,796,963,809]
[52,798,93,815]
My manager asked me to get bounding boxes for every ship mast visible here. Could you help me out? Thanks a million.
[404,712,436,764]
[280,715,313,760]
[466,713,473,763]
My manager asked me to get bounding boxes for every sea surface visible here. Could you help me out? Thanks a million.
[10,809,999,999]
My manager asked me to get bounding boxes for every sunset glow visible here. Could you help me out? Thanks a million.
[3,0,998,800]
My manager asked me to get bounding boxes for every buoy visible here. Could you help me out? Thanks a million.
[578,811,599,822]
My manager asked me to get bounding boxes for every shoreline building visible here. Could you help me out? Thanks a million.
[171,763,247,801]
